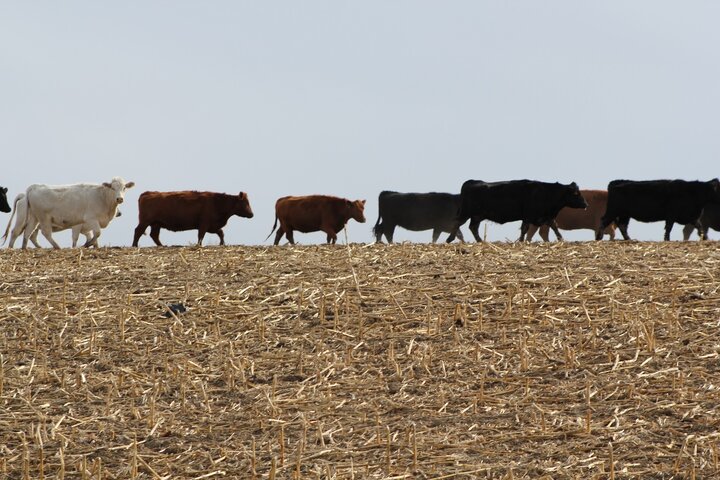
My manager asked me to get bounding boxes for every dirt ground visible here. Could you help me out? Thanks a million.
[1,242,719,479]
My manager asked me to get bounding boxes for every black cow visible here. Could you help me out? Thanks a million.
[446,180,587,243]
[0,187,10,213]
[597,179,720,241]
[373,191,466,243]
[683,203,720,240]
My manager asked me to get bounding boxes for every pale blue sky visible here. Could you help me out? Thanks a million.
[2,2,719,246]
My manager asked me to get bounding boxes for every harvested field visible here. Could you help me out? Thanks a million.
[1,241,720,479]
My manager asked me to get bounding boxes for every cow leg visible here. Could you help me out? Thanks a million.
[71,227,81,248]
[549,221,563,241]
[41,227,60,250]
[682,223,696,241]
[29,228,42,248]
[432,228,441,243]
[197,228,206,246]
[445,218,464,243]
[540,225,550,242]
[385,225,395,244]
[8,227,19,248]
[664,220,674,241]
[217,229,225,246]
[608,227,616,240]
[21,215,41,249]
[445,227,457,243]
[149,225,163,246]
[39,222,61,249]
[605,224,617,241]
[518,222,529,242]
[524,224,538,242]
[468,218,482,242]
[9,222,27,248]
[325,230,338,244]
[596,217,613,240]
[286,229,296,245]
[86,235,100,248]
[83,221,102,248]
[454,229,465,243]
[132,223,148,247]
[273,226,285,245]
[684,223,708,241]
[19,225,42,248]
[617,219,631,240]
[21,226,31,249]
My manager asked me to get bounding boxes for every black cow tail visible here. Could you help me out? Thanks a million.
[1,195,21,244]
[372,214,382,238]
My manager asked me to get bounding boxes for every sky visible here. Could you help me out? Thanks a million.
[2,2,719,247]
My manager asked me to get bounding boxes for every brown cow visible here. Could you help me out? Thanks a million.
[525,189,616,241]
[132,191,253,246]
[267,195,366,245]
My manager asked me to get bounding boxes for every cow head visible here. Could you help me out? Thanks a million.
[102,177,135,204]
[0,187,10,213]
[565,182,588,209]
[235,192,254,218]
[347,199,367,223]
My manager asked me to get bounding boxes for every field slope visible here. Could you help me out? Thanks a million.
[1,242,720,478]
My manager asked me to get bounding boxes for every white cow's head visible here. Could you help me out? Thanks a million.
[103,177,135,204]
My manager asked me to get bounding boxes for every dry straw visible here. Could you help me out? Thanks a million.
[1,241,719,478]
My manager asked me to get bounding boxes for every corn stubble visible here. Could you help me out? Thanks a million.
[0,241,719,478]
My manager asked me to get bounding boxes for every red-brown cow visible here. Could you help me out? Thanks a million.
[525,189,616,241]
[267,195,366,245]
[132,191,253,247]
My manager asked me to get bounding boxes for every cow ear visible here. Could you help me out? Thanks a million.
[102,182,112,188]
[238,192,246,198]
[125,181,135,189]
[1,187,6,193]
[361,199,366,205]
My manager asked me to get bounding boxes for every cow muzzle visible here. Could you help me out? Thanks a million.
[116,198,124,204]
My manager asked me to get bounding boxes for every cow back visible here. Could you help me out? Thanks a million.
[276,195,363,233]
[378,191,461,231]
[606,180,718,224]
[459,180,582,225]
[138,191,243,232]
[27,183,121,228]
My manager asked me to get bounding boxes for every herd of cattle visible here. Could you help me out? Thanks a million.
[1,177,719,248]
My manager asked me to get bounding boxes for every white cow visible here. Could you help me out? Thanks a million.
[9,177,134,249]
[2,193,122,248]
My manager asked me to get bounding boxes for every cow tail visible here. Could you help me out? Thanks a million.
[264,214,279,242]
[1,195,22,245]
[372,213,382,238]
